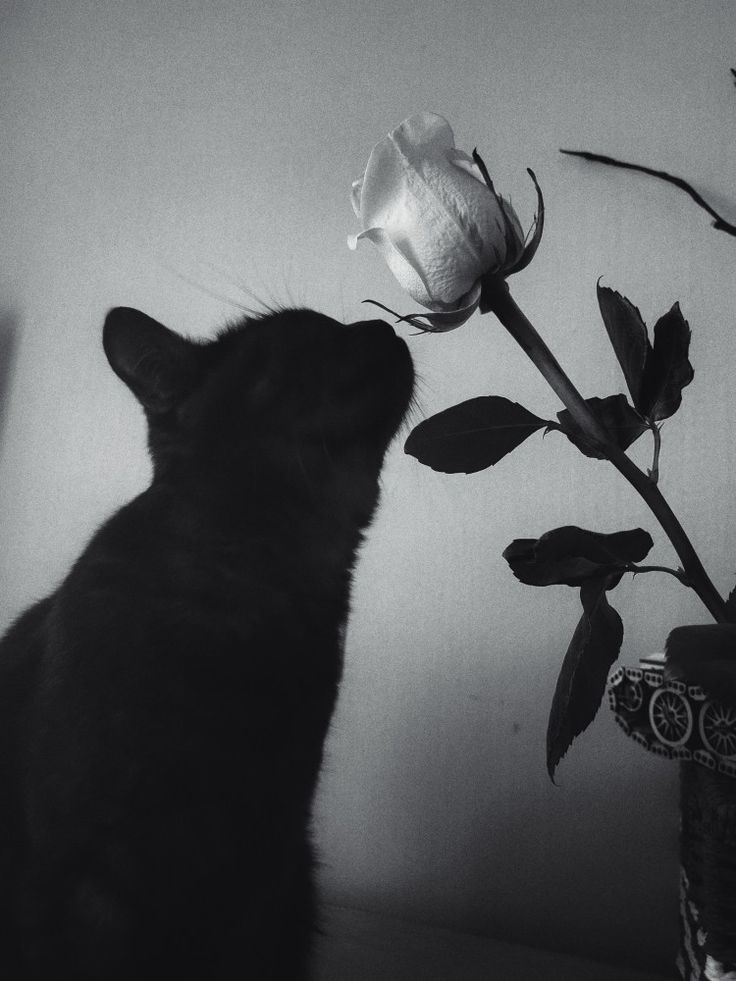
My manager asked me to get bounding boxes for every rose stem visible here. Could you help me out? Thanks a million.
[649,424,661,484]
[483,280,728,624]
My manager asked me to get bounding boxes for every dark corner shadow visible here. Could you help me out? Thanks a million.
[0,309,19,457]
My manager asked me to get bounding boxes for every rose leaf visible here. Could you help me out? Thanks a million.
[547,577,624,780]
[639,303,694,421]
[555,394,648,459]
[404,396,547,474]
[596,285,651,412]
[503,525,653,587]
[503,538,605,586]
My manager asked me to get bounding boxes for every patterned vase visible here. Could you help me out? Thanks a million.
[608,656,736,979]
[677,763,736,980]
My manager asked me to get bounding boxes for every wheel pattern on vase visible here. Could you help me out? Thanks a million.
[698,700,736,761]
[607,654,736,779]
[618,679,643,714]
[649,687,693,748]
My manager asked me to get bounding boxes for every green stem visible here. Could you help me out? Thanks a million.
[483,280,728,624]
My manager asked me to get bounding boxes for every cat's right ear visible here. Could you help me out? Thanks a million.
[103,307,202,413]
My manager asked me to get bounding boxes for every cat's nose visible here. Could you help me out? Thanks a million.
[350,318,396,337]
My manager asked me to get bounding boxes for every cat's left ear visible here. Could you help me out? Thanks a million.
[103,307,202,413]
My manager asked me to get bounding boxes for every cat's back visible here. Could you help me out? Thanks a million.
[0,594,53,968]
[0,594,53,784]
[19,474,345,843]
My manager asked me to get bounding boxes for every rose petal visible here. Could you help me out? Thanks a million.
[350,178,363,219]
[357,113,506,305]
[404,282,481,332]
[347,226,434,307]
[446,148,489,187]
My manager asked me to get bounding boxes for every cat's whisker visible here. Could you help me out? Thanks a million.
[192,260,284,318]
[148,260,252,313]
[399,389,426,438]
[235,283,283,316]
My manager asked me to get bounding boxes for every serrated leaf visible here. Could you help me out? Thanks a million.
[404,397,547,474]
[596,285,651,412]
[556,394,648,459]
[503,525,653,587]
[639,303,694,421]
[547,578,624,779]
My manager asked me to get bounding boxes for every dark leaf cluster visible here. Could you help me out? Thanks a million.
[404,282,696,778]
[596,284,694,423]
[503,525,653,587]
[546,579,624,779]
[502,525,653,776]
[553,394,647,459]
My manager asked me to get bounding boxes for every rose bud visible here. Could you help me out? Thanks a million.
[349,112,541,331]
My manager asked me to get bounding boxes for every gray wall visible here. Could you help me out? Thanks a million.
[2,0,735,973]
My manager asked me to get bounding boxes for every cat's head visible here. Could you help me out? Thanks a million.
[103,306,414,488]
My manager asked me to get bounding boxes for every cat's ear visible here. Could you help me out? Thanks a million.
[103,307,202,413]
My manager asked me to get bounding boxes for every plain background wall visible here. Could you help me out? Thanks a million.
[2,0,736,973]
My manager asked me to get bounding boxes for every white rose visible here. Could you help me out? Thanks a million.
[349,112,536,331]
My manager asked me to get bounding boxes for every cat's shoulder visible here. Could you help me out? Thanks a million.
[0,593,55,717]
[0,594,55,660]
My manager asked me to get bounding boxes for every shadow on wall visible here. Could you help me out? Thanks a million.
[0,310,18,456]
[355,689,679,975]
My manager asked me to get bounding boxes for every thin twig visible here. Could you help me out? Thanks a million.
[559,149,736,238]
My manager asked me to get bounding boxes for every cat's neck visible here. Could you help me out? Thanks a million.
[138,459,380,585]
[152,439,384,534]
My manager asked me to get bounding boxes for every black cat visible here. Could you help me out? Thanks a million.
[0,305,414,979]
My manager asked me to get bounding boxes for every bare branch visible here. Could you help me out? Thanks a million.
[559,149,736,239]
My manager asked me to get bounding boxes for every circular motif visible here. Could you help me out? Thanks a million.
[649,688,693,747]
[618,680,643,714]
[698,701,736,760]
